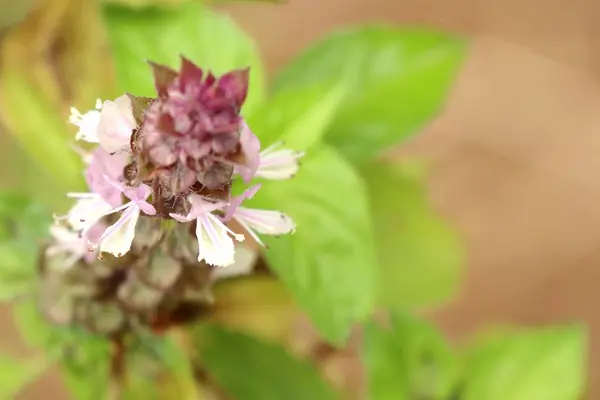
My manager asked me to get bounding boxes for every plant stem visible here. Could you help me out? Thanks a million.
[168,328,205,400]
[107,338,126,400]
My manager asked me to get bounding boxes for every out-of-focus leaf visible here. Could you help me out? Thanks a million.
[461,325,587,400]
[0,191,51,242]
[103,0,186,7]
[0,242,38,302]
[361,161,463,311]
[103,1,265,115]
[1,0,115,107]
[196,324,339,400]
[0,0,36,31]
[274,27,467,163]
[0,0,114,202]
[0,192,48,303]
[0,355,49,398]
[246,146,377,345]
[0,69,83,194]
[246,83,347,150]
[161,330,204,400]
[60,333,112,400]
[362,313,461,400]
[210,276,297,343]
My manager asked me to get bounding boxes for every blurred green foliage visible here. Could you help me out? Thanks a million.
[196,324,340,400]
[363,313,461,400]
[0,0,588,399]
[103,1,265,115]
[246,146,378,345]
[273,26,467,164]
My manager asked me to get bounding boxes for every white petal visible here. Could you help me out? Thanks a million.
[99,205,140,257]
[235,207,296,236]
[67,195,114,231]
[97,95,136,153]
[196,213,242,267]
[256,148,303,180]
[70,107,101,143]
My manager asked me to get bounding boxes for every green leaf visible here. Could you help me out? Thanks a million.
[0,69,84,194]
[362,313,461,400]
[461,325,587,400]
[0,355,48,398]
[0,242,37,302]
[0,191,51,242]
[246,82,347,151]
[361,161,463,311]
[103,2,265,115]
[246,146,377,345]
[274,27,467,163]
[60,334,112,400]
[196,324,339,400]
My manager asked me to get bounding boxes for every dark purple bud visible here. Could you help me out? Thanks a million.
[136,58,252,195]
[216,68,250,109]
[148,61,178,97]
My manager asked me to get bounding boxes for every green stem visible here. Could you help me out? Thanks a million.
[107,339,126,400]
[168,328,205,400]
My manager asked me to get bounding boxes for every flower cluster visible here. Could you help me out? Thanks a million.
[40,57,302,335]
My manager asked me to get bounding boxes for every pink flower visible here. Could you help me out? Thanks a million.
[85,148,130,207]
[235,121,261,183]
[170,194,244,267]
[95,185,157,258]
[70,95,136,154]
[96,95,137,153]
[46,223,105,268]
[223,184,295,247]
[136,57,254,193]
[255,142,303,180]
[65,184,156,259]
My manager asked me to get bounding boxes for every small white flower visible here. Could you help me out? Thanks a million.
[255,142,304,180]
[170,195,244,267]
[223,184,295,247]
[96,95,137,154]
[65,193,114,233]
[96,185,156,258]
[69,98,103,143]
[64,185,156,259]
[69,95,136,154]
[46,225,93,269]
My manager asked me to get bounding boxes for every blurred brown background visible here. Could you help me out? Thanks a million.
[12,0,600,397]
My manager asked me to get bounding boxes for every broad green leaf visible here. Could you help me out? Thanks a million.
[362,313,461,400]
[361,161,463,311]
[196,324,339,400]
[274,27,467,163]
[0,355,49,398]
[461,325,587,400]
[246,146,377,345]
[246,83,347,150]
[103,2,265,115]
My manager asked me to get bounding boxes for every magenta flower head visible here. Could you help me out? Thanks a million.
[133,57,259,194]
[40,57,302,335]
